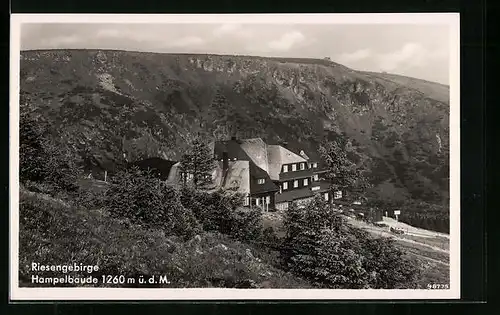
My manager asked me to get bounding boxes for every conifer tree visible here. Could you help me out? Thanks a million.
[318,137,371,200]
[180,136,215,190]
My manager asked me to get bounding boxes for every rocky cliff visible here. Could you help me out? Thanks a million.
[19,49,450,204]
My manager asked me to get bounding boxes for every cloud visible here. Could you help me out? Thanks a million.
[212,23,253,39]
[267,31,305,52]
[213,23,240,36]
[376,42,428,71]
[169,36,205,48]
[337,48,372,63]
[335,42,447,77]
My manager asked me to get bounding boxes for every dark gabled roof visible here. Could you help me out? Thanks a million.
[249,162,279,195]
[213,139,278,195]
[214,139,250,161]
[128,157,177,181]
[239,138,270,174]
[304,149,321,161]
[275,187,314,203]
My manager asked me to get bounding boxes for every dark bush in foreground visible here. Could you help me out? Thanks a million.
[358,235,421,289]
[180,187,262,242]
[228,207,263,242]
[282,195,421,289]
[104,167,201,239]
[19,110,81,195]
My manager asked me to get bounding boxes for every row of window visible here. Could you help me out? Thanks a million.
[282,178,309,190]
[258,174,320,186]
[279,174,322,189]
[283,162,318,173]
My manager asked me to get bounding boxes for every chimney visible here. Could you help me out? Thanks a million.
[222,151,229,173]
[221,151,230,187]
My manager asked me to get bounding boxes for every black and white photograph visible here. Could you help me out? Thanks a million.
[10,14,460,300]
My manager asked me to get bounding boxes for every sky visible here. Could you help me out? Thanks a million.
[20,23,450,85]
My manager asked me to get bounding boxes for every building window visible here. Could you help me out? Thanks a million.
[258,178,265,184]
[334,191,342,199]
[313,174,319,181]
[283,182,288,190]
[300,162,305,170]
[293,180,299,188]
[313,162,318,168]
[324,192,329,201]
[312,186,320,191]
[292,164,297,171]
[304,178,309,186]
[244,196,250,206]
[277,202,289,211]
[182,172,194,181]
[283,165,288,173]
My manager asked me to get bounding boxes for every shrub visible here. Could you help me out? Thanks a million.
[19,111,47,183]
[180,188,261,241]
[358,235,421,289]
[282,194,421,289]
[104,167,201,239]
[260,226,281,249]
[72,183,107,210]
[229,207,263,242]
[19,110,81,195]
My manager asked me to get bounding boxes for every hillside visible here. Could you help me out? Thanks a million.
[19,49,450,204]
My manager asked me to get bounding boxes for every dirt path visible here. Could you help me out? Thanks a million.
[345,217,449,254]
[378,217,449,239]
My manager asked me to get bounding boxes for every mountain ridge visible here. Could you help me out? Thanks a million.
[21,48,447,87]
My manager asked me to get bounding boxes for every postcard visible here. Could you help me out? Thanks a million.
[10,13,460,300]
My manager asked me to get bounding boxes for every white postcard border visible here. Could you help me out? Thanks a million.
[9,13,461,301]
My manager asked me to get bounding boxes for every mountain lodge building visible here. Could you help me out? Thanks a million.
[133,136,343,212]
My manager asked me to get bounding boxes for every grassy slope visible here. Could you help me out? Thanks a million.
[19,188,310,288]
[360,71,450,104]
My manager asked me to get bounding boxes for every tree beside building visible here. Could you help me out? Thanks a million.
[318,138,371,201]
[180,137,216,189]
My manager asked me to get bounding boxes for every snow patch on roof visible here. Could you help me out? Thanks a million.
[267,145,307,180]
[239,138,269,174]
[223,160,251,195]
